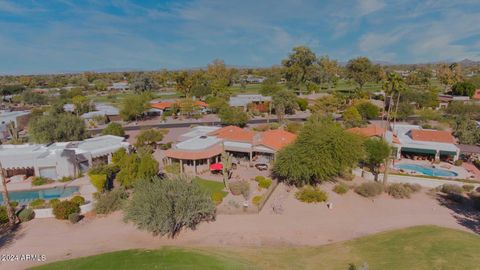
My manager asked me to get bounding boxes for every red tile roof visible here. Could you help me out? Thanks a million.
[151,101,175,110]
[347,124,384,138]
[208,126,256,142]
[410,129,455,144]
[256,129,296,151]
[164,145,222,160]
[150,100,208,110]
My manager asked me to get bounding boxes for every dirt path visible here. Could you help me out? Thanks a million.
[0,183,472,270]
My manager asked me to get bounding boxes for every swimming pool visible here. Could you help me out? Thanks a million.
[395,164,458,177]
[0,186,79,205]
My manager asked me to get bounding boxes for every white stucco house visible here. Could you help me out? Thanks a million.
[0,135,130,180]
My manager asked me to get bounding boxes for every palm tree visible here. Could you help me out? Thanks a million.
[381,73,406,185]
[0,162,16,226]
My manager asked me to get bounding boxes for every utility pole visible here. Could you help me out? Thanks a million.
[0,162,16,226]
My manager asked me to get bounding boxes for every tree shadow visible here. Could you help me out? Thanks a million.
[436,193,480,234]
[0,223,24,249]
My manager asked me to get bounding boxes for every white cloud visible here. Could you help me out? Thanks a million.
[358,0,385,16]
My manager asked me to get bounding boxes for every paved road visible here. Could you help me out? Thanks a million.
[89,116,308,134]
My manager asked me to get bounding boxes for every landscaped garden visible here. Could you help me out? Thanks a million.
[32,226,480,270]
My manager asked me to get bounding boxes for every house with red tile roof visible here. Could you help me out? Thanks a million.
[347,124,459,161]
[393,124,459,161]
[163,126,296,174]
[150,100,208,115]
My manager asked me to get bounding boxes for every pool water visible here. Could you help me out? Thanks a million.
[395,164,458,177]
[0,186,79,205]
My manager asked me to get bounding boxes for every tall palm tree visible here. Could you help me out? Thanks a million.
[381,73,406,185]
[0,162,16,226]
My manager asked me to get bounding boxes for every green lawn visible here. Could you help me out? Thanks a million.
[32,226,480,270]
[193,177,228,197]
[32,248,249,270]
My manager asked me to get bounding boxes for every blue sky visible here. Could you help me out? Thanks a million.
[1,0,480,74]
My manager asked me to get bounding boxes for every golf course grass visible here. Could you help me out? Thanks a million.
[33,226,480,270]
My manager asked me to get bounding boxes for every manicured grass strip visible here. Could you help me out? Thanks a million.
[193,177,228,197]
[31,226,480,270]
[217,226,480,270]
[32,248,249,270]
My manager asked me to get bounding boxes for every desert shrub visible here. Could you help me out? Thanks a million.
[124,175,216,237]
[404,183,422,192]
[31,176,54,186]
[94,187,128,215]
[441,184,464,203]
[387,183,413,199]
[257,178,272,189]
[269,122,280,130]
[70,195,86,206]
[340,170,355,181]
[441,184,463,194]
[462,184,475,192]
[159,142,172,150]
[18,208,35,222]
[53,201,80,220]
[68,213,82,224]
[254,176,265,182]
[9,201,18,208]
[252,195,263,206]
[211,191,224,205]
[454,160,463,166]
[229,181,250,197]
[164,163,181,174]
[295,186,328,203]
[29,199,46,209]
[59,176,73,182]
[333,183,348,194]
[48,199,60,207]
[355,182,384,197]
[88,173,107,192]
[0,207,8,224]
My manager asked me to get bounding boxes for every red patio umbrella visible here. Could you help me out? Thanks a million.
[210,163,223,171]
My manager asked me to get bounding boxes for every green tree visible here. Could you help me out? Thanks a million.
[131,73,155,93]
[451,82,476,97]
[102,123,125,137]
[452,117,480,145]
[120,94,149,121]
[221,150,232,188]
[260,76,282,96]
[124,175,215,237]
[342,107,363,128]
[272,90,298,123]
[72,95,93,116]
[135,129,165,148]
[282,46,318,94]
[355,101,380,120]
[310,95,342,114]
[218,107,249,127]
[28,113,86,143]
[363,138,391,182]
[20,90,48,105]
[346,57,375,91]
[207,59,233,97]
[115,153,140,187]
[317,56,340,89]
[137,152,159,180]
[273,115,364,186]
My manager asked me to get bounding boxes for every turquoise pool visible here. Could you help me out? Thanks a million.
[0,186,79,205]
[395,164,458,177]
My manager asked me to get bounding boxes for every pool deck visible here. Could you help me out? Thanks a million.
[0,176,96,202]
[392,159,477,180]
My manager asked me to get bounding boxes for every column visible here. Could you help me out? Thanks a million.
[194,160,197,175]
[453,149,460,162]
[107,153,112,164]
[180,160,183,173]
[249,151,253,167]
[435,150,440,161]
[207,158,211,167]
[396,147,401,160]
